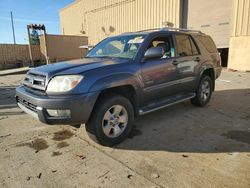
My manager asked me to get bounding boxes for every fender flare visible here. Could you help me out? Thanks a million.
[88,73,138,93]
[88,73,140,115]
[197,63,216,91]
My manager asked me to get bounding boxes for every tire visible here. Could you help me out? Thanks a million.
[191,75,213,107]
[85,94,134,146]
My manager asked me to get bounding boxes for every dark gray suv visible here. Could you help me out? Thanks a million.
[16,28,222,146]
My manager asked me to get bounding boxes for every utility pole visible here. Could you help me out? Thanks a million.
[10,11,16,44]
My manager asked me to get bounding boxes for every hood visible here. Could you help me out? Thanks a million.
[29,58,130,78]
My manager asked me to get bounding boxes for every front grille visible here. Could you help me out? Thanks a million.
[23,73,46,91]
[17,97,37,112]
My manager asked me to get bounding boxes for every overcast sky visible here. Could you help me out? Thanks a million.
[0,0,74,44]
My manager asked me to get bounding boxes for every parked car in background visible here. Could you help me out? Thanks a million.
[16,27,222,146]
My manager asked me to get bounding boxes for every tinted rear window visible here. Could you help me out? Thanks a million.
[197,36,217,53]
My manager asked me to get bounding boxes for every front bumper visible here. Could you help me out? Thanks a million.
[16,86,99,125]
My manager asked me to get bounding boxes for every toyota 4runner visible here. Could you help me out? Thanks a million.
[16,28,222,146]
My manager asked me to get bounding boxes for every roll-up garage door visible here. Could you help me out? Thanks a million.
[184,0,232,48]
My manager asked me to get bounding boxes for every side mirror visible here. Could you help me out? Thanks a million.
[144,46,164,60]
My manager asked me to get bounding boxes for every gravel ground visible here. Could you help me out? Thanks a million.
[0,69,250,188]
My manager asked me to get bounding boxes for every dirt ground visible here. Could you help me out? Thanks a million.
[0,69,250,188]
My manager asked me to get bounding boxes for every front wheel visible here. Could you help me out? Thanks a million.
[85,94,134,146]
[191,75,213,107]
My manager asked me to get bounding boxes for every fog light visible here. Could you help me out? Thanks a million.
[47,109,71,117]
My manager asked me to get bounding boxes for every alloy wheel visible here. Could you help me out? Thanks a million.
[200,80,210,101]
[102,105,128,138]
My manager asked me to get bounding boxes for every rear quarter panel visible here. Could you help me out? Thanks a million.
[193,35,222,81]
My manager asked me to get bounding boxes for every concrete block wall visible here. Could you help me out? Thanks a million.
[39,34,88,62]
[0,44,41,70]
[0,34,87,70]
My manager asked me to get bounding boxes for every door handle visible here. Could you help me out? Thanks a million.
[172,60,178,65]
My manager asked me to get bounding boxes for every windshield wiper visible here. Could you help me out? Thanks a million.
[85,55,112,58]
[86,55,130,60]
[111,56,130,60]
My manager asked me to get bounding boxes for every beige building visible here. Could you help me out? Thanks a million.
[60,0,250,71]
[227,0,250,71]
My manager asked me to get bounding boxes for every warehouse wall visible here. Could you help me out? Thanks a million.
[60,0,181,45]
[60,0,85,36]
[40,34,88,62]
[230,0,250,36]
[228,0,250,71]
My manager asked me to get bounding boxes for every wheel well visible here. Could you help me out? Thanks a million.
[95,85,138,116]
[202,68,215,91]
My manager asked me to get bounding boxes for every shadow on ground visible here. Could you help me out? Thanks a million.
[1,83,250,153]
[115,89,250,153]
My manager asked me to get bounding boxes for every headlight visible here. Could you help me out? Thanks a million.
[46,75,83,92]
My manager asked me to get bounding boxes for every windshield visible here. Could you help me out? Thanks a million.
[86,34,146,59]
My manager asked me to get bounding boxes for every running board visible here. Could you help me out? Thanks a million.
[139,93,196,115]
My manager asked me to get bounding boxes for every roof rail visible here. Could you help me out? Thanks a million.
[161,27,203,34]
[136,28,162,33]
[121,27,203,35]
[121,28,161,35]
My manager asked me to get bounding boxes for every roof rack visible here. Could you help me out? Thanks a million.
[122,27,203,35]
[136,28,162,33]
[122,28,161,35]
[161,27,203,34]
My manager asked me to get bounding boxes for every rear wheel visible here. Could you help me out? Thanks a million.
[85,94,134,146]
[191,75,213,107]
